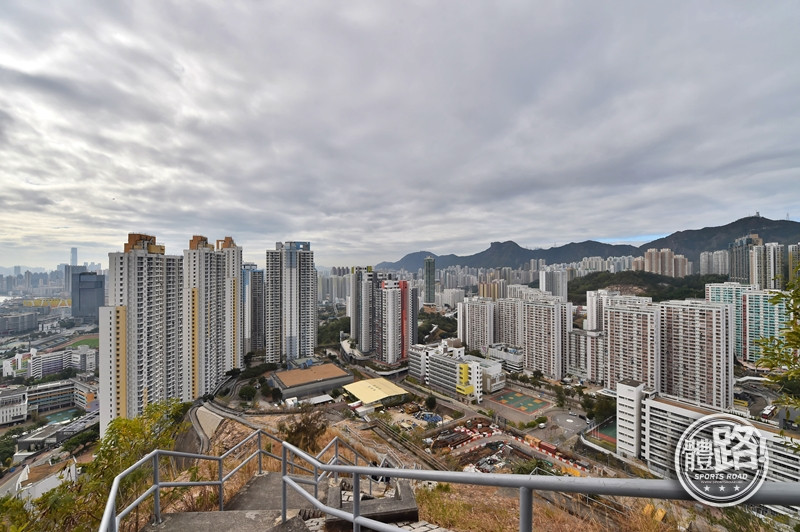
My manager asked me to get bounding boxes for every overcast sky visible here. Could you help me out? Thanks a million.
[1,2,799,270]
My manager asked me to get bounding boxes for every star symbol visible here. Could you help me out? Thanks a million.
[734,486,740,492]
[704,486,710,492]
[719,486,725,492]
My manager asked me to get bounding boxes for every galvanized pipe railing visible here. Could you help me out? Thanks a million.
[98,428,375,532]
[280,440,800,532]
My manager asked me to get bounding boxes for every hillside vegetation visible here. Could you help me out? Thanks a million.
[568,271,728,305]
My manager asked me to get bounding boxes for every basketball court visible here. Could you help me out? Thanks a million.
[488,389,549,414]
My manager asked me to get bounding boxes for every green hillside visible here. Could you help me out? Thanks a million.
[568,271,729,305]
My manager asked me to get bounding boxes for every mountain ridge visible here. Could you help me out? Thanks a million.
[375,216,800,271]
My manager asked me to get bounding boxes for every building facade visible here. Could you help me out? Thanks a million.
[265,242,317,363]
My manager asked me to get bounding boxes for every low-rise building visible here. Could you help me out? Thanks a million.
[270,363,353,399]
[409,341,484,403]
[0,387,28,426]
[486,343,524,373]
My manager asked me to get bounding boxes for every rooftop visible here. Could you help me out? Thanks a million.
[344,378,406,405]
[274,364,349,388]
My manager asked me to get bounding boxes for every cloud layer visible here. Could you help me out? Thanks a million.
[1,2,799,268]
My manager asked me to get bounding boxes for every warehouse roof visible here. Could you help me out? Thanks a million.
[344,378,406,405]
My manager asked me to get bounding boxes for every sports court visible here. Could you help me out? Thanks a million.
[488,389,549,414]
[589,419,617,444]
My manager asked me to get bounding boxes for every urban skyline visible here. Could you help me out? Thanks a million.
[2,3,800,269]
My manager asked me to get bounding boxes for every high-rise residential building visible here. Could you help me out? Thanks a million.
[265,242,317,363]
[585,289,620,331]
[729,233,763,284]
[750,242,785,290]
[182,236,243,399]
[71,271,105,323]
[789,244,800,284]
[100,234,183,435]
[567,329,605,384]
[705,281,753,361]
[659,299,733,410]
[742,289,791,363]
[70,247,78,267]
[495,298,524,347]
[522,295,572,378]
[399,280,419,360]
[242,263,264,354]
[441,288,465,310]
[539,270,568,301]
[423,256,436,305]
[457,297,495,353]
[603,296,660,392]
[378,279,402,364]
[348,266,373,352]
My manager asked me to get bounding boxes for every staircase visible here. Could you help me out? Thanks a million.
[144,473,328,532]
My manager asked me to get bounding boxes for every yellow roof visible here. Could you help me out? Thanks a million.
[344,378,406,405]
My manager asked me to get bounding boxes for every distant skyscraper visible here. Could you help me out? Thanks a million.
[70,247,78,266]
[64,264,87,296]
[729,234,763,284]
[100,234,183,435]
[423,256,436,305]
[265,242,317,363]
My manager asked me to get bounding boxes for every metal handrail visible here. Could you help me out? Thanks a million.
[97,428,377,532]
[279,440,800,532]
[99,427,800,532]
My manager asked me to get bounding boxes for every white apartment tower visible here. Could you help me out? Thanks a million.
[522,296,572,379]
[603,296,660,392]
[265,242,317,363]
[495,298,524,347]
[100,234,183,435]
[182,236,243,399]
[457,297,495,353]
[659,299,733,410]
[379,279,402,364]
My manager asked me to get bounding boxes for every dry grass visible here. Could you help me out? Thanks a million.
[416,483,684,532]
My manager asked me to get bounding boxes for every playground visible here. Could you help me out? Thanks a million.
[488,389,549,414]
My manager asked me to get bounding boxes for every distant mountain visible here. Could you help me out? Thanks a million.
[641,216,800,265]
[376,240,640,271]
[375,216,800,271]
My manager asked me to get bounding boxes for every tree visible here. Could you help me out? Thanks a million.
[425,395,437,410]
[554,385,566,407]
[244,351,254,366]
[239,385,257,401]
[271,387,283,402]
[8,400,189,532]
[757,267,800,414]
[278,406,328,453]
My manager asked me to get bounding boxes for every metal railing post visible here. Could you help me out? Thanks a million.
[152,454,161,524]
[334,438,339,480]
[281,445,288,524]
[258,431,263,474]
[314,464,319,499]
[218,457,224,511]
[519,487,532,532]
[353,473,361,532]
[109,506,117,532]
